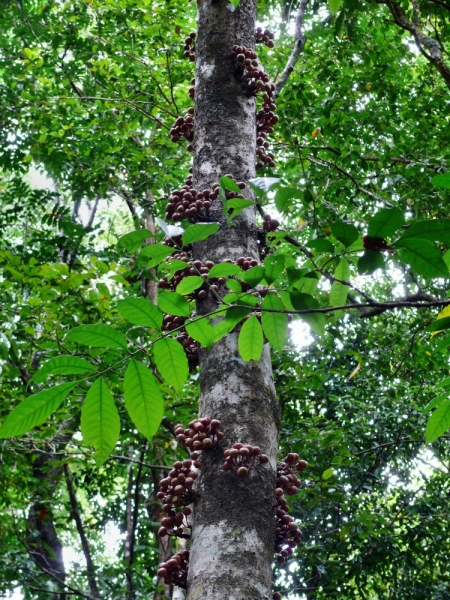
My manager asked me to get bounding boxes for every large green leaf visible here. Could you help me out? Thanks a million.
[182,223,220,246]
[81,378,120,467]
[431,174,450,189]
[225,306,252,330]
[0,382,78,439]
[425,400,450,443]
[358,250,385,275]
[219,176,241,193]
[290,291,326,336]
[66,324,128,349]
[274,187,303,213]
[244,265,265,287]
[395,238,449,278]
[208,263,242,278]
[118,298,163,329]
[331,220,359,247]
[138,244,174,268]
[329,258,350,307]
[238,315,264,362]
[226,198,254,219]
[264,255,285,284]
[368,208,405,238]
[117,229,153,252]
[185,318,215,348]
[329,0,343,14]
[398,219,450,245]
[176,276,204,295]
[261,293,288,352]
[123,360,164,441]
[153,338,188,392]
[158,292,191,317]
[31,356,96,384]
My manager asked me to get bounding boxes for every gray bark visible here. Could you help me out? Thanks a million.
[187,0,280,598]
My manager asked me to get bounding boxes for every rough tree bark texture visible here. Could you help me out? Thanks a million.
[187,0,280,598]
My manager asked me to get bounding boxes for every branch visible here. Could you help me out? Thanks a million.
[274,0,309,101]
[377,0,450,88]
[63,464,101,599]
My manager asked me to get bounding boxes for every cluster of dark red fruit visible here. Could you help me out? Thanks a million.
[175,417,224,452]
[157,551,190,589]
[222,442,269,477]
[232,45,273,98]
[183,32,196,62]
[274,453,307,563]
[262,214,280,232]
[157,459,198,532]
[170,108,194,143]
[255,27,275,48]
[164,179,219,222]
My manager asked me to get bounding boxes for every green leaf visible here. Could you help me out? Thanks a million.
[368,208,405,238]
[186,317,215,348]
[274,187,303,213]
[0,382,78,439]
[328,0,343,15]
[423,393,448,415]
[395,238,449,278]
[261,293,288,352]
[118,298,163,329]
[290,291,326,336]
[153,338,188,392]
[243,265,265,287]
[322,467,335,479]
[425,400,450,443]
[208,263,242,278]
[158,292,191,317]
[176,276,204,295]
[358,250,385,275]
[436,335,450,353]
[431,173,450,189]
[426,317,450,332]
[67,324,128,349]
[219,176,241,193]
[329,258,350,307]
[182,223,220,246]
[264,255,285,284]
[226,279,242,293]
[435,376,450,390]
[226,198,254,219]
[225,306,251,330]
[117,229,152,252]
[294,273,320,296]
[306,239,335,253]
[238,315,264,362]
[398,219,450,245]
[31,356,96,384]
[123,360,164,441]
[138,244,173,268]
[81,378,120,467]
[331,220,359,248]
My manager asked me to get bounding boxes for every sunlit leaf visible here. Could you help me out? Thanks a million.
[158,292,191,317]
[425,400,450,443]
[66,324,128,349]
[153,338,188,392]
[118,298,163,329]
[238,315,264,362]
[31,356,96,384]
[261,293,288,352]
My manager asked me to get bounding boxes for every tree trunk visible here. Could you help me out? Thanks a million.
[187,0,280,598]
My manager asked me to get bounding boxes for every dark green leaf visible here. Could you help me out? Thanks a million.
[425,400,450,443]
[153,338,188,392]
[261,293,288,352]
[431,174,450,189]
[426,317,450,332]
[123,360,164,441]
[398,219,450,245]
[396,238,449,278]
[176,276,204,295]
[31,356,96,384]
[225,306,251,330]
[0,382,78,439]
[368,208,405,238]
[81,378,120,467]
[358,250,386,275]
[331,220,359,248]
[137,244,174,269]
[306,239,335,253]
[329,258,350,307]
[117,229,153,252]
[118,298,163,329]
[238,315,263,362]
[67,324,128,349]
[182,223,220,246]
[264,255,285,284]
[158,292,191,317]
[274,187,303,213]
[243,265,265,287]
[290,291,326,336]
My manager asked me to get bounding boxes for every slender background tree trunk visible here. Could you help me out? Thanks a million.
[187,0,280,598]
